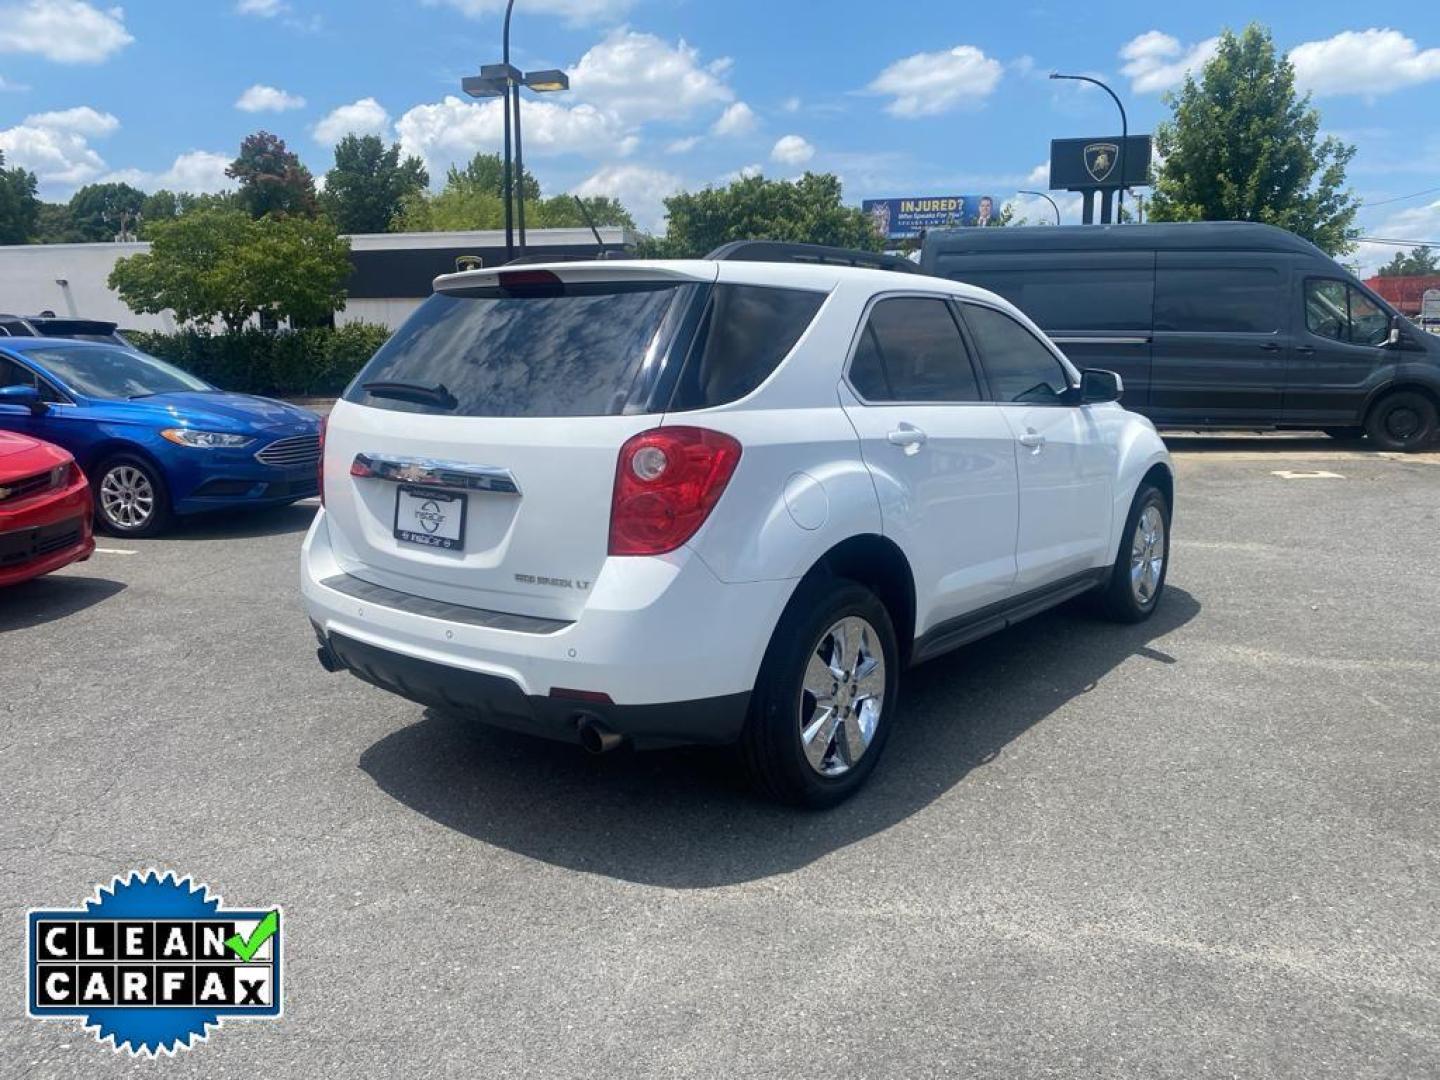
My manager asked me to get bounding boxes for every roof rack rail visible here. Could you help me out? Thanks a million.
[704,240,923,275]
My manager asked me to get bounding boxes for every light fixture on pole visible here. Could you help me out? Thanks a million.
[1049,72,1129,223]
[1018,190,1062,226]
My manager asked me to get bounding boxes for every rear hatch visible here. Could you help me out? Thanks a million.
[321,263,716,623]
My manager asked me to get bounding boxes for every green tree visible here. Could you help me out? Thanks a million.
[33,202,84,244]
[0,150,41,244]
[1377,245,1440,277]
[321,135,429,234]
[66,182,147,241]
[227,131,318,219]
[1148,24,1359,256]
[109,207,350,330]
[639,172,881,258]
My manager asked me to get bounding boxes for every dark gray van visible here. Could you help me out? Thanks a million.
[921,221,1440,450]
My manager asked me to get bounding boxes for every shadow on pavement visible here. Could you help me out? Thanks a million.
[0,574,126,631]
[359,587,1201,888]
[169,502,319,541]
[1161,433,1361,454]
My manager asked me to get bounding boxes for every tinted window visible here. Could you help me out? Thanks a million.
[1155,268,1281,333]
[960,268,1154,332]
[14,346,208,399]
[1306,279,1390,346]
[848,297,981,403]
[346,282,697,418]
[668,284,825,410]
[0,356,65,402]
[962,303,1071,404]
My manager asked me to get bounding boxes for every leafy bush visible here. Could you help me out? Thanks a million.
[125,323,392,398]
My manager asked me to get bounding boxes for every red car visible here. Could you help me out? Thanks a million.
[0,431,95,587]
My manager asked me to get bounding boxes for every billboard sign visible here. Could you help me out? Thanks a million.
[863,196,997,240]
[1050,135,1152,190]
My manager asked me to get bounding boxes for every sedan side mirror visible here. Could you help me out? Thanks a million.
[0,384,46,414]
[1080,368,1124,405]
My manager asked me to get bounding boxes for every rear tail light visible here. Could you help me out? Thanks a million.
[609,427,742,557]
[318,415,328,506]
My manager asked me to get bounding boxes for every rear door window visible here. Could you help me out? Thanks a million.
[847,296,982,403]
[1154,267,1282,333]
[667,284,825,410]
[960,303,1072,404]
[345,281,701,418]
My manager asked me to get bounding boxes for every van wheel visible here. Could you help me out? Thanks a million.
[1365,391,1438,452]
[1095,483,1170,623]
[740,578,899,808]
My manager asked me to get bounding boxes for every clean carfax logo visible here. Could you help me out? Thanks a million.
[26,870,282,1056]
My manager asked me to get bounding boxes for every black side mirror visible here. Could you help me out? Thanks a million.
[1080,368,1124,405]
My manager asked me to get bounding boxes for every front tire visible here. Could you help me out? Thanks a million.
[740,578,900,808]
[1096,483,1170,623]
[1365,391,1438,452]
[94,454,172,537]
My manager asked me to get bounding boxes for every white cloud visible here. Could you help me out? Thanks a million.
[1291,29,1440,98]
[1025,161,1049,186]
[1006,191,1081,226]
[104,150,233,195]
[780,96,801,113]
[570,30,733,124]
[0,74,29,91]
[665,136,700,155]
[395,94,634,178]
[237,0,284,12]
[867,45,1003,117]
[0,122,106,188]
[771,134,814,166]
[0,0,133,63]
[23,105,118,136]
[1119,31,1219,94]
[712,101,756,137]
[719,163,763,184]
[236,84,307,113]
[573,163,680,232]
[423,0,636,25]
[313,97,390,143]
[1353,199,1440,275]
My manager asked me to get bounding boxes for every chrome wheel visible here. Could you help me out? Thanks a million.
[799,616,886,777]
[1130,504,1166,605]
[99,465,156,530]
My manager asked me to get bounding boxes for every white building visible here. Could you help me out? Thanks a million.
[0,227,633,332]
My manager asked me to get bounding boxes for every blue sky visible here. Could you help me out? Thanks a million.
[1,0,1438,270]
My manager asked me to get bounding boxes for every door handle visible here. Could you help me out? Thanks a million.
[1019,430,1047,451]
[1260,342,1283,352]
[1295,345,1315,356]
[886,424,927,455]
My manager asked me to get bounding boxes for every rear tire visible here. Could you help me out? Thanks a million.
[1095,483,1170,623]
[1365,391,1438,452]
[94,454,172,537]
[740,578,899,808]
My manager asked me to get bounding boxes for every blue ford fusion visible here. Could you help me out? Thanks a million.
[0,338,320,536]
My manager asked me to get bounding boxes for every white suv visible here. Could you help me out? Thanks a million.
[303,246,1173,806]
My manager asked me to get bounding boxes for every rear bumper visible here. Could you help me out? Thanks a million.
[318,629,749,749]
[301,509,792,748]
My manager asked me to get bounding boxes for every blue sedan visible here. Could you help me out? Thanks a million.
[0,338,321,536]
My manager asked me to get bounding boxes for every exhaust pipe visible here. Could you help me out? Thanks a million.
[576,715,623,755]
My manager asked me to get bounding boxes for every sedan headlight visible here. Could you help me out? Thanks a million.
[160,428,255,449]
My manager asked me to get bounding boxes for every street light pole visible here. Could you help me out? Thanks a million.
[1018,190,1061,225]
[1049,72,1129,224]
[502,0,517,262]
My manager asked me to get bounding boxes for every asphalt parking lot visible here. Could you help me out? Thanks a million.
[2,436,1438,1078]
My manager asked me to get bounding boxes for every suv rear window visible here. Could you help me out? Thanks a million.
[345,281,698,418]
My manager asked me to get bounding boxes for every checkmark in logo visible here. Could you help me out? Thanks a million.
[225,910,279,962]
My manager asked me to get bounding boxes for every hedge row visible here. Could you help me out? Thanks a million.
[125,323,393,398]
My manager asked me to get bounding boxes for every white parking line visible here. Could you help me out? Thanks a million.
[1271,470,1345,480]
[94,547,138,555]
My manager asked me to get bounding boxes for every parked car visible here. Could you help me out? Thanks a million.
[0,428,95,587]
[304,244,1173,806]
[0,339,321,537]
[921,221,1440,451]
[0,313,131,348]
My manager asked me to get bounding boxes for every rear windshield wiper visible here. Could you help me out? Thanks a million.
[362,380,459,410]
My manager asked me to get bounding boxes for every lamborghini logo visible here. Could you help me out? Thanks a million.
[1084,142,1119,183]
